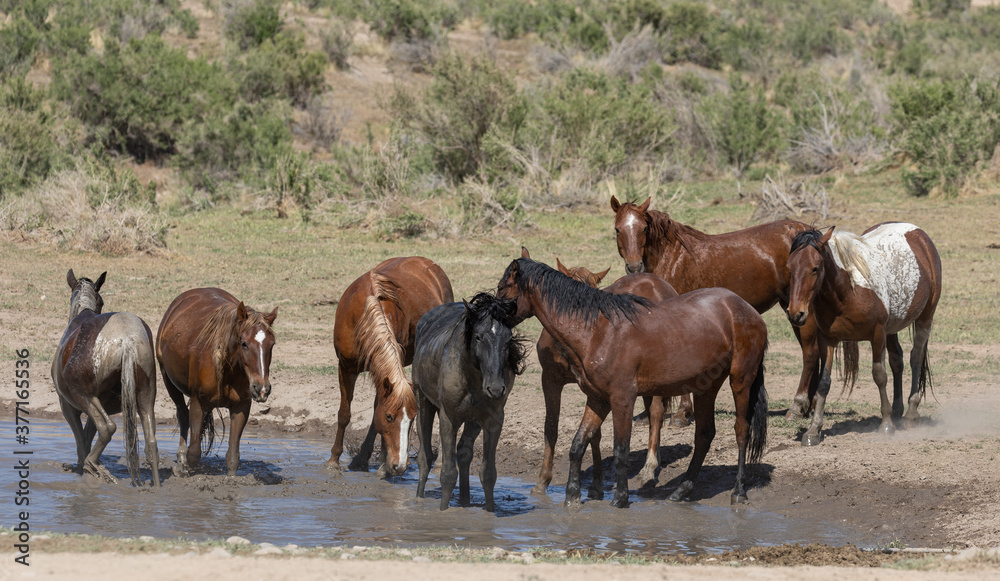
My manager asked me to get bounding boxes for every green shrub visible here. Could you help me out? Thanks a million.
[224,0,283,50]
[322,20,354,70]
[891,77,1000,196]
[229,31,328,107]
[701,73,783,176]
[913,0,971,17]
[658,1,724,68]
[0,16,42,78]
[389,53,527,183]
[365,0,458,41]
[53,36,238,162]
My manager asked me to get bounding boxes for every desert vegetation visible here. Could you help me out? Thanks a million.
[2,0,1000,250]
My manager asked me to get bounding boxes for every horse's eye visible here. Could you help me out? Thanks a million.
[615,228,620,235]
[242,342,248,348]
[385,413,394,423]
[811,267,819,274]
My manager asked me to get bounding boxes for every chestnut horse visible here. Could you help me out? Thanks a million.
[786,223,941,445]
[53,270,160,487]
[611,196,819,420]
[157,288,277,476]
[499,250,769,508]
[534,260,678,496]
[327,256,453,476]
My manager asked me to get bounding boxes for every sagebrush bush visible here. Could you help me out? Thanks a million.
[0,16,42,78]
[363,0,458,41]
[224,0,284,50]
[700,73,783,176]
[229,31,328,106]
[891,77,1000,196]
[322,20,354,70]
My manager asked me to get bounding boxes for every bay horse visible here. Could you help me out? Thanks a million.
[156,288,277,476]
[413,292,529,512]
[328,256,453,476]
[610,196,820,420]
[786,223,941,445]
[52,270,160,487]
[534,259,680,497]
[499,250,769,507]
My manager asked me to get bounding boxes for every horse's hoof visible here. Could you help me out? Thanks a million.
[347,459,370,472]
[668,416,691,428]
[668,482,692,502]
[903,416,921,430]
[484,502,495,513]
[610,495,630,509]
[880,422,896,437]
[86,464,118,484]
[530,483,548,496]
[802,432,823,446]
[784,408,804,421]
[588,486,604,501]
[731,492,749,505]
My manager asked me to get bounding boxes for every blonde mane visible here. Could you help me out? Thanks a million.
[355,272,415,412]
[195,302,274,386]
[827,231,872,288]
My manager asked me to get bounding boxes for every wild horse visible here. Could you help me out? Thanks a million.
[534,259,679,496]
[786,223,941,445]
[412,292,529,511]
[52,270,160,487]
[156,288,277,476]
[610,196,818,421]
[327,256,453,475]
[499,250,769,507]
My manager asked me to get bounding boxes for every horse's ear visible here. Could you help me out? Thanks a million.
[638,197,651,213]
[520,247,531,259]
[66,269,77,290]
[265,306,278,326]
[819,227,835,246]
[237,301,248,320]
[610,195,621,212]
[94,271,107,291]
[595,266,611,284]
[556,258,569,275]
[462,299,471,311]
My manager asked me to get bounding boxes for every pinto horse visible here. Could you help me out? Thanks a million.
[327,256,453,475]
[786,223,942,445]
[53,270,160,487]
[156,288,277,476]
[611,196,819,421]
[413,292,529,511]
[534,260,678,496]
[499,250,769,507]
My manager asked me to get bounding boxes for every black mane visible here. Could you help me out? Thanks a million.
[790,229,824,254]
[464,291,530,375]
[502,258,652,327]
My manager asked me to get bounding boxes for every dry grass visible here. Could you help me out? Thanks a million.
[748,173,831,224]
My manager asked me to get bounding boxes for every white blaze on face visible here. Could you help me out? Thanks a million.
[255,329,266,379]
[397,408,411,467]
[622,212,641,232]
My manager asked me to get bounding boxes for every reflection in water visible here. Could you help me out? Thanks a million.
[3,419,862,553]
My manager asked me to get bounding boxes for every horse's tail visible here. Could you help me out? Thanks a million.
[838,340,860,396]
[917,339,933,401]
[357,272,413,413]
[121,337,141,486]
[746,341,769,466]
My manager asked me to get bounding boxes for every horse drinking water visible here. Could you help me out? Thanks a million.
[412,292,529,512]
[534,259,679,496]
[499,249,769,508]
[52,270,160,487]
[327,256,453,475]
[786,223,942,445]
[156,288,277,476]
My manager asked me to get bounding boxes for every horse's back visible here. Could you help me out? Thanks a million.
[412,302,465,387]
[374,256,455,310]
[604,272,678,300]
[55,311,154,404]
[156,288,233,391]
[859,222,941,331]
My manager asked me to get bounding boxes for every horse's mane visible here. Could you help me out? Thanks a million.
[646,209,707,256]
[463,291,530,375]
[503,258,652,327]
[355,272,414,413]
[196,302,274,386]
[791,229,872,288]
[70,277,103,318]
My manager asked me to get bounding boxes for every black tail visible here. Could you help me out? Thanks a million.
[838,340,860,395]
[918,343,933,400]
[121,338,141,486]
[201,410,226,456]
[746,342,769,466]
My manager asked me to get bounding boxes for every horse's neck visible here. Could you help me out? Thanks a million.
[526,290,590,361]
[818,251,862,317]
[647,214,707,283]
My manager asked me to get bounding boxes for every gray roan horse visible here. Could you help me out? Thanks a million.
[413,292,529,512]
[52,270,160,487]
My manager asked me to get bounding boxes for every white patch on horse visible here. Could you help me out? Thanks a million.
[397,408,411,467]
[255,329,266,379]
[623,213,641,230]
[491,321,499,335]
[831,223,920,334]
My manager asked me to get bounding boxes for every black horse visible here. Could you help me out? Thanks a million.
[412,292,529,512]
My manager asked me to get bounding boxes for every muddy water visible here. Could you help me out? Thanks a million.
[5,419,869,554]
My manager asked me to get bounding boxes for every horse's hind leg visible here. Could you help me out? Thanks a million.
[904,320,933,428]
[456,421,481,506]
[668,393,693,427]
[415,390,436,499]
[59,396,88,473]
[329,363,358,467]
[566,397,609,507]
[533,368,564,495]
[163,374,189,473]
[669,392,717,502]
[639,396,665,487]
[887,334,905,421]
[82,398,118,483]
[870,330,895,437]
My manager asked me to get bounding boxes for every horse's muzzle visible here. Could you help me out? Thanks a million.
[251,382,271,403]
[625,261,645,274]
[484,383,507,400]
[787,310,807,328]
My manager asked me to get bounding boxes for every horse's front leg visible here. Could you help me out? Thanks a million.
[801,343,835,446]
[415,390,436,499]
[437,413,459,511]
[787,316,822,420]
[886,333,905,421]
[480,414,502,513]
[456,421,481,506]
[871,331,894,436]
[163,374,189,471]
[669,392,716,501]
[226,400,251,476]
[566,397,609,506]
[610,391,637,508]
[534,368,564,495]
[328,363,358,467]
